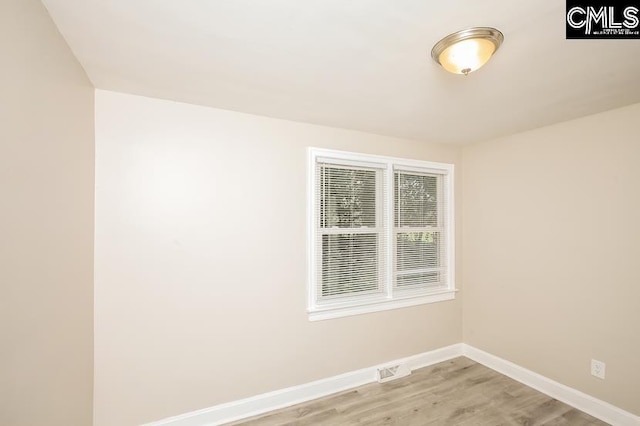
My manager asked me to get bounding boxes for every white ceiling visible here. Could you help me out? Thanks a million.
[42,0,640,144]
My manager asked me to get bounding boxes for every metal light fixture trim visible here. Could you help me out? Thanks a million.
[431,27,504,75]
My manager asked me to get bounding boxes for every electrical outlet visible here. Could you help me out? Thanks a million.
[591,359,606,379]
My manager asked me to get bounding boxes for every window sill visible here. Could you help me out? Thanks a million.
[307,289,457,321]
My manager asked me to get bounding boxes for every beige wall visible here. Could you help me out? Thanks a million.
[462,103,640,415]
[0,0,95,425]
[94,90,462,425]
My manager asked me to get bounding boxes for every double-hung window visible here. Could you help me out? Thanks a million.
[308,148,455,320]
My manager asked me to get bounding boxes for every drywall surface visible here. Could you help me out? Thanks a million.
[94,90,462,425]
[463,103,640,415]
[0,0,95,425]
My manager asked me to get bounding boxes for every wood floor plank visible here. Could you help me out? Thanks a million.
[227,357,609,426]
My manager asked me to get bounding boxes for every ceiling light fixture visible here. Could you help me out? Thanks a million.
[431,27,504,75]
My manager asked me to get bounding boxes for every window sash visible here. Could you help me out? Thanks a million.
[393,170,448,291]
[394,230,446,288]
[316,163,386,303]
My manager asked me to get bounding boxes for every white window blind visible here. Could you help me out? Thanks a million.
[308,149,454,321]
[394,169,448,291]
[317,163,386,301]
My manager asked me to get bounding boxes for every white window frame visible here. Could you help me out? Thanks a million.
[307,148,455,321]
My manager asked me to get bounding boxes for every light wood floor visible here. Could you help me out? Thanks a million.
[227,357,608,426]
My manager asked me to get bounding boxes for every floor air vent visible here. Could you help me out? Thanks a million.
[376,364,411,383]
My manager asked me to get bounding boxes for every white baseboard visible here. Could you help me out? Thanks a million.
[463,344,640,426]
[143,343,464,426]
[144,343,639,426]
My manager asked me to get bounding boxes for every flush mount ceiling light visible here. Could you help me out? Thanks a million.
[431,27,504,75]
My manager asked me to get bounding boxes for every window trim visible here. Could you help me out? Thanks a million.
[307,148,456,321]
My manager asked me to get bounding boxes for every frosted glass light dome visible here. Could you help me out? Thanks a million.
[431,27,504,75]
